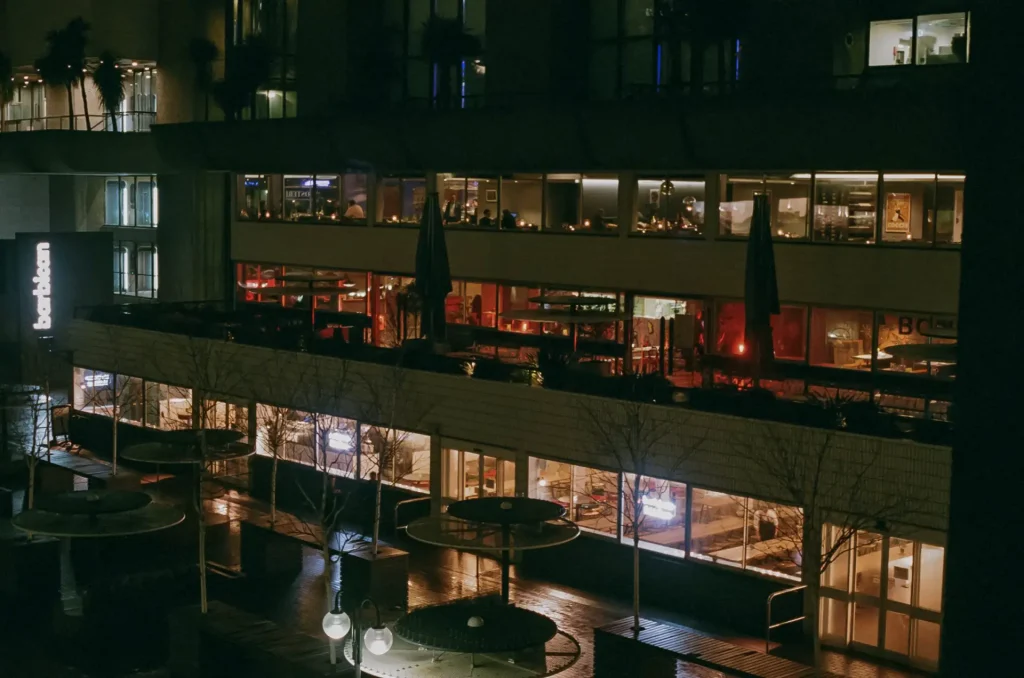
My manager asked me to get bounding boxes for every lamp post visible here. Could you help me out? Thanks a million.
[321,592,393,676]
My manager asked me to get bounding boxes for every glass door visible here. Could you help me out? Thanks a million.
[443,449,517,501]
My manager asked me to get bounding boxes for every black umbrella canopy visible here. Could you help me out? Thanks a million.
[744,191,780,372]
[414,191,453,343]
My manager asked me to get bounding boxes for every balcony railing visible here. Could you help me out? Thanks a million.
[75,301,954,447]
[0,112,155,133]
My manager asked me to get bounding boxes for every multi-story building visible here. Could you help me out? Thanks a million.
[4,2,1019,676]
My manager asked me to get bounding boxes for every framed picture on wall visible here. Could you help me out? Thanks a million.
[485,189,498,203]
[885,193,911,234]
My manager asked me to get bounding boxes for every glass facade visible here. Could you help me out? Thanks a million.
[636,177,705,237]
[443,449,515,501]
[821,526,945,668]
[235,169,964,247]
[721,174,809,239]
[72,368,186,429]
[105,176,159,227]
[114,241,158,298]
[869,13,969,67]
[360,426,431,492]
[236,173,369,222]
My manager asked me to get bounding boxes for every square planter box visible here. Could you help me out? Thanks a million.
[341,545,408,612]
[240,521,303,578]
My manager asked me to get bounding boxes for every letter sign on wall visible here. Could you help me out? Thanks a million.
[32,242,52,332]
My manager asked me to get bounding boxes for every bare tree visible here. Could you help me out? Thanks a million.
[161,336,248,614]
[358,361,432,557]
[255,402,303,525]
[286,358,360,605]
[737,424,920,674]
[580,395,702,635]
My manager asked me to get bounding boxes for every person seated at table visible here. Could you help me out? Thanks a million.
[479,208,494,228]
[343,199,365,219]
[591,208,607,232]
[500,209,517,230]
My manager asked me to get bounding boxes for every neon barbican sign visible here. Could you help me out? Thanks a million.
[32,242,52,332]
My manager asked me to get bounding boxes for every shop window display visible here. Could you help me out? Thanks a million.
[499,174,543,230]
[813,173,878,243]
[880,175,935,244]
[809,308,874,370]
[440,175,500,227]
[876,313,955,377]
[720,175,809,239]
[144,381,192,431]
[621,474,686,556]
[689,489,747,567]
[528,458,617,536]
[935,175,965,245]
[714,301,807,360]
[255,405,315,466]
[869,13,969,67]
[377,176,426,225]
[443,449,516,501]
[202,400,250,439]
[635,177,705,237]
[360,426,431,493]
[631,297,704,386]
[447,281,498,327]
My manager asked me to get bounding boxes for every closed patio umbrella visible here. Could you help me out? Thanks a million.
[744,191,780,377]
[415,192,452,344]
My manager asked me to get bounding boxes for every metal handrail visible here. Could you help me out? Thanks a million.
[394,495,431,530]
[765,584,807,652]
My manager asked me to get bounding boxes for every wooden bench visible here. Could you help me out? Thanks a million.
[170,601,349,677]
[594,617,816,678]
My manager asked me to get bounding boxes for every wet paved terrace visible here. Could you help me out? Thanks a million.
[206,492,923,678]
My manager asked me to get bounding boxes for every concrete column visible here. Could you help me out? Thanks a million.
[429,430,443,515]
[704,172,721,240]
[157,171,228,303]
[514,450,529,498]
[617,171,637,237]
[941,3,1024,674]
[365,169,378,228]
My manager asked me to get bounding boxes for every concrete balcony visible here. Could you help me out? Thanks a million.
[68,317,951,533]
[232,221,961,314]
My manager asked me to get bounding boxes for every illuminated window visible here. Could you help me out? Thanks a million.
[636,177,705,237]
[360,426,430,493]
[721,174,809,239]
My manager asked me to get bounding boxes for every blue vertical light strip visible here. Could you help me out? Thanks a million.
[460,0,467,108]
[735,39,741,81]
[656,44,663,89]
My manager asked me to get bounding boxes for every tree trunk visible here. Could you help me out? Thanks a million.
[80,80,91,130]
[108,107,118,132]
[632,528,641,635]
[270,454,278,525]
[321,452,332,601]
[112,399,118,475]
[65,85,75,129]
[197,439,208,614]
[807,580,822,676]
[372,475,382,557]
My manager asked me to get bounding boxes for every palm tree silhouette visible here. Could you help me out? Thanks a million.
[35,17,92,130]
[213,38,272,121]
[421,16,482,110]
[92,51,125,131]
[189,38,219,121]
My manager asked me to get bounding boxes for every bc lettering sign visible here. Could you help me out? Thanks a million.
[898,315,957,336]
